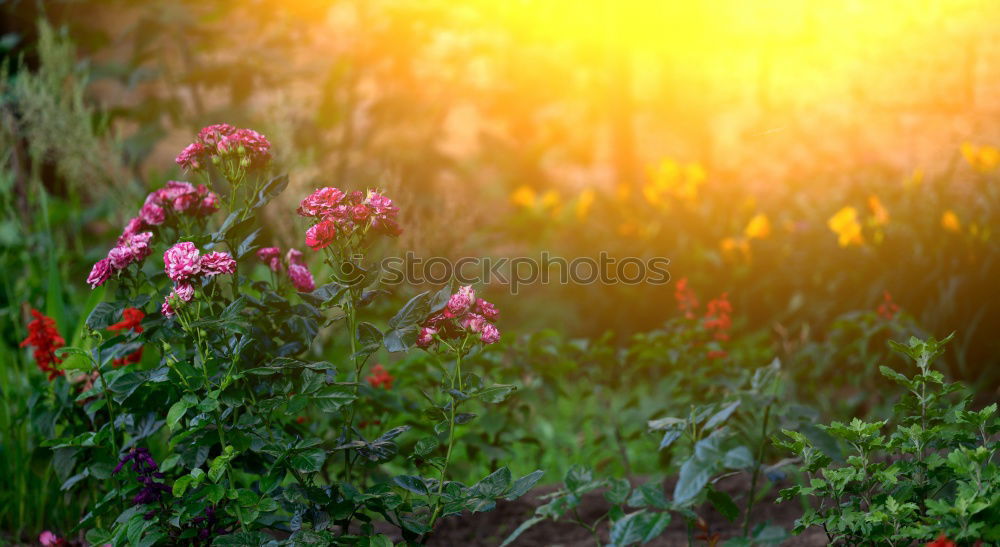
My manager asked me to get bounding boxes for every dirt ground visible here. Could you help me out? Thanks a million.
[428,474,829,546]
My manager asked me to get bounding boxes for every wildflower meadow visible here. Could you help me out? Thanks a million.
[2,2,999,546]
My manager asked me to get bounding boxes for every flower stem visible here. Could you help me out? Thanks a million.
[428,345,463,529]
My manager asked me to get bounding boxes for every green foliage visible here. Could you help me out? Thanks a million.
[777,335,1000,544]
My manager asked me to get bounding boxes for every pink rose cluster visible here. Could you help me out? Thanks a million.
[255,247,316,292]
[161,242,236,317]
[176,123,272,171]
[416,286,501,349]
[86,181,219,289]
[298,187,402,251]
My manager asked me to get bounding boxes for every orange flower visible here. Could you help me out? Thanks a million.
[941,210,961,233]
[868,195,889,226]
[703,293,732,341]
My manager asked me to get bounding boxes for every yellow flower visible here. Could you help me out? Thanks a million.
[647,158,705,203]
[539,189,561,210]
[827,206,864,247]
[961,143,1000,173]
[510,186,536,208]
[941,210,961,232]
[743,213,771,240]
[867,195,890,226]
[720,236,751,262]
[575,189,596,220]
[904,168,924,191]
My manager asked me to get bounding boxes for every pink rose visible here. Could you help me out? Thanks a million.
[480,323,500,345]
[87,258,113,289]
[445,286,476,317]
[288,264,316,292]
[297,187,345,218]
[416,326,438,348]
[460,313,487,333]
[286,248,304,266]
[175,141,207,170]
[139,202,165,226]
[197,123,236,146]
[173,282,195,302]
[107,245,134,270]
[474,298,499,321]
[163,242,201,282]
[200,251,236,276]
[305,219,338,250]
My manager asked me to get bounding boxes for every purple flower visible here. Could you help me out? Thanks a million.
[114,447,170,507]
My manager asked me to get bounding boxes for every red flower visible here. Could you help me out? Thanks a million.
[109,308,145,367]
[20,308,65,380]
[108,307,145,333]
[674,278,699,319]
[366,364,394,389]
[703,293,732,341]
[305,219,338,250]
[926,535,956,547]
[877,290,900,320]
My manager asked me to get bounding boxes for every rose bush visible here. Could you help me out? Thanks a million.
[40,125,539,545]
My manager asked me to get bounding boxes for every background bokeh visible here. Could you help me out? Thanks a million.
[3,0,999,381]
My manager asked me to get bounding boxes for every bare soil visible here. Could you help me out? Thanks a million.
[427,474,829,546]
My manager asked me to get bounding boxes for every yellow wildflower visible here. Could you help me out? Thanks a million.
[941,210,961,232]
[867,195,890,226]
[827,206,864,247]
[961,143,1000,173]
[720,236,751,262]
[743,213,771,240]
[539,189,560,210]
[510,186,536,208]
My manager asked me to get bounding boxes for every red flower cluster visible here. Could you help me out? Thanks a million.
[298,187,402,250]
[255,247,316,292]
[366,364,394,389]
[109,307,145,366]
[20,309,65,380]
[176,123,272,170]
[926,535,956,547]
[703,293,732,341]
[674,277,699,319]
[416,286,501,349]
[877,290,900,320]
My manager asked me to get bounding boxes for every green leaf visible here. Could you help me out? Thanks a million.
[86,302,121,331]
[290,447,327,473]
[674,456,715,505]
[313,384,356,412]
[173,475,194,497]
[473,467,512,498]
[506,470,544,500]
[393,475,429,496]
[605,477,632,505]
[610,510,671,545]
[384,291,431,352]
[474,384,517,404]
[707,488,740,522]
[703,401,740,429]
[722,446,754,469]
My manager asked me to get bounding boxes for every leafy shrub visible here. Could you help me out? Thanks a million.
[777,334,1000,543]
